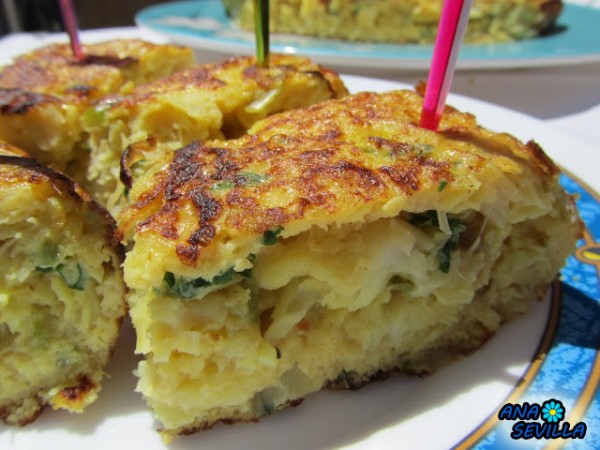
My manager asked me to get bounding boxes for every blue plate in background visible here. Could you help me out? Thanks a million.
[136,1,600,70]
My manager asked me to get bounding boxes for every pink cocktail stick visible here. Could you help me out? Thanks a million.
[420,0,473,131]
[59,0,84,60]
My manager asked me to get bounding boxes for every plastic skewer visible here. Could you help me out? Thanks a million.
[59,0,84,60]
[420,0,473,131]
[252,0,270,66]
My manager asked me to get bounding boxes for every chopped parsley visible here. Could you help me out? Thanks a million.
[262,226,284,245]
[35,245,86,291]
[212,267,240,285]
[36,262,86,290]
[438,218,467,273]
[210,172,270,191]
[409,211,466,273]
[437,180,448,192]
[162,271,212,299]
[162,265,254,299]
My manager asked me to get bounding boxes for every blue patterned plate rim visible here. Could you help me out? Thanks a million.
[457,172,600,450]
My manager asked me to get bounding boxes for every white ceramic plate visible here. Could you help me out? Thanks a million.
[2,76,599,450]
[135,1,600,70]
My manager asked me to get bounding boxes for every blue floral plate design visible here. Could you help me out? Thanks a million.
[136,1,600,70]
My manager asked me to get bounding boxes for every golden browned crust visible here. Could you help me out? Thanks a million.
[0,88,59,115]
[0,39,194,103]
[99,53,348,111]
[50,375,98,412]
[119,89,560,270]
[0,141,123,259]
[0,376,99,426]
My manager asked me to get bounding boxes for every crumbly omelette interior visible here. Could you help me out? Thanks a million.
[128,201,575,436]
[0,156,125,424]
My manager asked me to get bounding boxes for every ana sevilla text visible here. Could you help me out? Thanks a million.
[498,399,587,441]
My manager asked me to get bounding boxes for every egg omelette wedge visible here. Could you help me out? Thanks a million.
[0,39,195,175]
[118,89,581,440]
[225,0,563,44]
[0,140,126,425]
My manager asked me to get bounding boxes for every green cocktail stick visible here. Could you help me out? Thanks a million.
[252,0,270,67]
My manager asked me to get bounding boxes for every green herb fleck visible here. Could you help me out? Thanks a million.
[409,212,466,273]
[35,249,86,290]
[82,105,107,127]
[162,271,210,298]
[238,172,270,186]
[437,180,448,192]
[210,172,270,191]
[57,263,86,290]
[437,218,466,273]
[212,267,236,285]
[162,266,252,299]
[163,271,176,287]
[210,180,235,191]
[413,143,433,157]
[262,226,283,245]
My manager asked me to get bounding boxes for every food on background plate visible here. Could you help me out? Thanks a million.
[223,0,563,44]
[0,141,126,425]
[118,89,580,440]
[0,39,195,178]
[82,54,348,213]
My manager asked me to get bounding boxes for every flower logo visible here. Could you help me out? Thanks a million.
[542,399,565,423]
